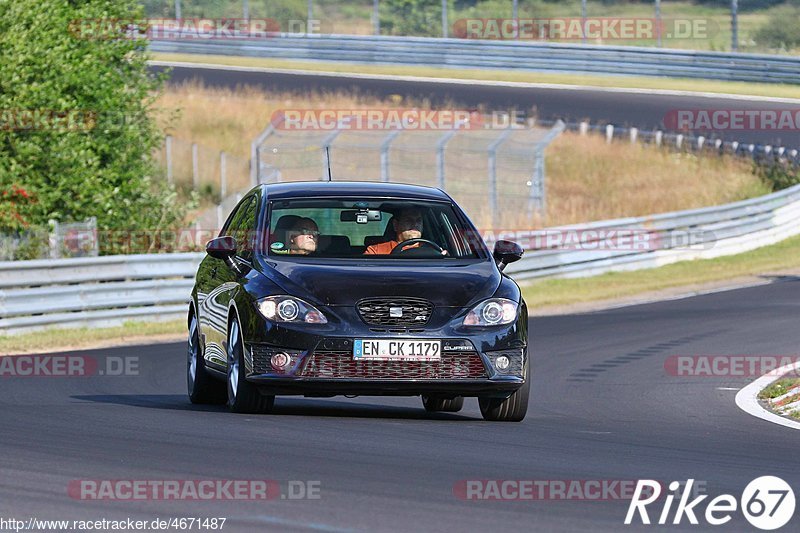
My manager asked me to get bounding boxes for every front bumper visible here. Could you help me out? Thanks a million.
[244,338,527,397]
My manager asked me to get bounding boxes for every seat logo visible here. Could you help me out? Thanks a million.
[389,307,403,318]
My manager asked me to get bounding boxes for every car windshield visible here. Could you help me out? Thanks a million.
[264,198,483,259]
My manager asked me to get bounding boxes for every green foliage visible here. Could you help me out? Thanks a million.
[0,0,189,255]
[755,160,800,191]
[381,0,444,37]
[754,4,800,49]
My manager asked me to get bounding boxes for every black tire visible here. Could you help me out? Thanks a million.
[187,313,226,404]
[478,365,530,422]
[226,317,275,414]
[422,395,464,413]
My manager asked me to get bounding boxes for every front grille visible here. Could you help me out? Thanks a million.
[250,344,272,374]
[356,297,434,327]
[300,351,486,379]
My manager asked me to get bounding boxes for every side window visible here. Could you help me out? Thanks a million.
[221,197,250,238]
[235,196,259,262]
[221,196,256,262]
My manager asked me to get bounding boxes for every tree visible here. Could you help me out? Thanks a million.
[0,0,187,254]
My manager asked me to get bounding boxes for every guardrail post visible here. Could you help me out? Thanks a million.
[748,144,755,154]
[605,125,614,143]
[220,152,227,199]
[165,135,173,185]
[192,143,199,191]
[373,0,380,35]
[715,139,723,151]
[791,149,798,158]
[655,130,663,147]
[216,204,224,232]
[441,0,448,38]
[630,128,638,144]
[174,0,181,19]
[488,129,513,229]
[655,0,662,47]
[676,134,684,150]
[731,141,739,153]
[380,130,400,183]
[697,136,705,150]
[436,126,462,190]
[765,145,773,155]
[579,121,589,135]
[777,147,786,157]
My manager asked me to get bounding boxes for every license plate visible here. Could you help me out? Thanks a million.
[353,339,441,361]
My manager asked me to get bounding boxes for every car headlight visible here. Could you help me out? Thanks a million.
[257,296,328,324]
[463,298,518,326]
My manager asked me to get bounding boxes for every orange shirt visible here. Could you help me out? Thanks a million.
[364,240,420,255]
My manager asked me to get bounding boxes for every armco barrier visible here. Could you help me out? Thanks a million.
[2,182,800,334]
[149,35,800,84]
[0,253,203,334]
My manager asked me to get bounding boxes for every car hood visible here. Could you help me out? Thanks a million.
[262,259,500,308]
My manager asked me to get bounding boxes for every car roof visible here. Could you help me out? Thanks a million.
[260,181,452,202]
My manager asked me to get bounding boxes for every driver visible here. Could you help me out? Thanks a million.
[364,208,424,255]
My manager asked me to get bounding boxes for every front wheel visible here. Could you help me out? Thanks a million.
[479,365,530,422]
[226,317,275,414]
[187,314,226,404]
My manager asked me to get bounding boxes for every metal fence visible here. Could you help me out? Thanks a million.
[0,218,98,262]
[0,253,200,334]
[250,118,565,228]
[155,136,251,199]
[4,180,800,334]
[149,35,800,84]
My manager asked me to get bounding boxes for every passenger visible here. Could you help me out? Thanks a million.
[287,217,319,255]
[364,208,423,255]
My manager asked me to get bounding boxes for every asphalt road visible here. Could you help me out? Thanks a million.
[2,280,799,532]
[153,64,800,148]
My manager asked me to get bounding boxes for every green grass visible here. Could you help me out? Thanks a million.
[151,52,800,101]
[0,320,184,355]
[758,378,800,400]
[521,233,800,309]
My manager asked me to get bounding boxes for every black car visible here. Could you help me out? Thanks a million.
[188,182,529,421]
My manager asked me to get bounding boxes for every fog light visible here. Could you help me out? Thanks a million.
[495,355,510,371]
[270,352,291,371]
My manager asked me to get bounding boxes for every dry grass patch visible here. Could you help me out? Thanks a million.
[546,133,770,225]
[154,83,769,227]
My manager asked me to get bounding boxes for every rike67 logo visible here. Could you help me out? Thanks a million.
[625,477,795,530]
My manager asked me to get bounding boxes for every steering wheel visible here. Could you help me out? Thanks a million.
[390,238,445,255]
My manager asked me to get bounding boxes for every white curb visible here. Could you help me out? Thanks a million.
[735,361,800,431]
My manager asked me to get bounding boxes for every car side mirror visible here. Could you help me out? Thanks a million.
[206,236,237,260]
[493,240,523,272]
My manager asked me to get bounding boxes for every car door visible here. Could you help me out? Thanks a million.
[198,195,256,370]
